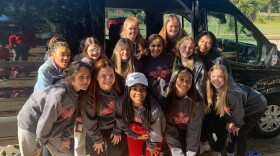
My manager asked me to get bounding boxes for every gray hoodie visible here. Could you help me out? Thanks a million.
[165,96,204,155]
[82,90,120,144]
[115,95,166,148]
[224,83,267,128]
[17,79,79,146]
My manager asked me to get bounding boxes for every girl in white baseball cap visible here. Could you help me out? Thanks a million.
[115,72,166,156]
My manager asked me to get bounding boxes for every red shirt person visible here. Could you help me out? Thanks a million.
[8,31,32,61]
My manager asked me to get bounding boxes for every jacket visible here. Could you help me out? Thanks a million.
[17,79,79,146]
[165,95,204,155]
[34,57,63,92]
[82,89,120,144]
[224,83,267,128]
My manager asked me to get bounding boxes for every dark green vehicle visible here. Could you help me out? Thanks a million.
[0,0,279,146]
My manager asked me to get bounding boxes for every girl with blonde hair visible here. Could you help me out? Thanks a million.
[205,64,266,156]
[173,36,207,100]
[120,16,146,59]
[158,14,187,54]
[111,38,142,78]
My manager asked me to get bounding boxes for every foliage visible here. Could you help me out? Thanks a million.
[231,0,280,21]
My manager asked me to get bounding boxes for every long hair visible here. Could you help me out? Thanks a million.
[175,36,195,70]
[83,37,106,61]
[206,64,230,117]
[63,61,90,89]
[120,16,146,56]
[111,38,136,77]
[158,14,187,41]
[82,59,121,113]
[165,66,197,122]
[122,85,151,129]
[195,31,217,51]
[142,34,166,57]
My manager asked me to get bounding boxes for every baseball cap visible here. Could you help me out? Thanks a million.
[125,72,148,87]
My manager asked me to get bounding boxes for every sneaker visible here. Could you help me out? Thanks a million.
[200,142,211,154]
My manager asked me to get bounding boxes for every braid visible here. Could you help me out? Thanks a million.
[49,41,69,52]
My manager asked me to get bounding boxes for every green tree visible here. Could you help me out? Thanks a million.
[231,0,260,21]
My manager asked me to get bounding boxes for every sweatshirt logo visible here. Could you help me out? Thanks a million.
[100,101,115,115]
[60,105,76,119]
[149,66,170,79]
[173,112,190,124]
[134,117,142,123]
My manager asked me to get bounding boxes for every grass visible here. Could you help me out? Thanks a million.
[254,22,280,39]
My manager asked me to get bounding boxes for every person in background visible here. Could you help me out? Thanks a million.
[17,61,91,156]
[141,34,173,99]
[111,38,142,78]
[81,59,128,156]
[197,31,233,154]
[158,14,187,55]
[115,72,165,156]
[163,66,204,156]
[9,31,33,61]
[205,64,266,156]
[120,16,146,59]
[173,36,207,102]
[0,41,11,81]
[34,36,70,92]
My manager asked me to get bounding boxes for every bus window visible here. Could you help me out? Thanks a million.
[207,11,259,64]
[105,8,146,58]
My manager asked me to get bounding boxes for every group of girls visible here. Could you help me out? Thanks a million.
[17,14,267,156]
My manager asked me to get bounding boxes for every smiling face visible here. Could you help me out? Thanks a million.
[96,66,115,92]
[149,38,163,57]
[125,22,139,42]
[175,70,193,98]
[209,68,225,92]
[87,44,101,61]
[179,39,195,59]
[130,83,147,107]
[166,20,179,40]
[51,46,70,69]
[198,35,213,55]
[120,45,131,62]
[71,66,91,92]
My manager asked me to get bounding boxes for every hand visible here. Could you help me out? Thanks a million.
[93,142,104,154]
[60,140,71,150]
[226,122,234,132]
[32,147,42,156]
[226,122,240,136]
[110,134,121,145]
[232,126,240,136]
[147,146,160,156]
[137,133,149,140]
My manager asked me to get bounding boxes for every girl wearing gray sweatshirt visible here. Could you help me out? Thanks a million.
[115,72,166,156]
[164,66,204,156]
[17,61,91,156]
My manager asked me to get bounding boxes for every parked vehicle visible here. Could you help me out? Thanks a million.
[0,0,279,144]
